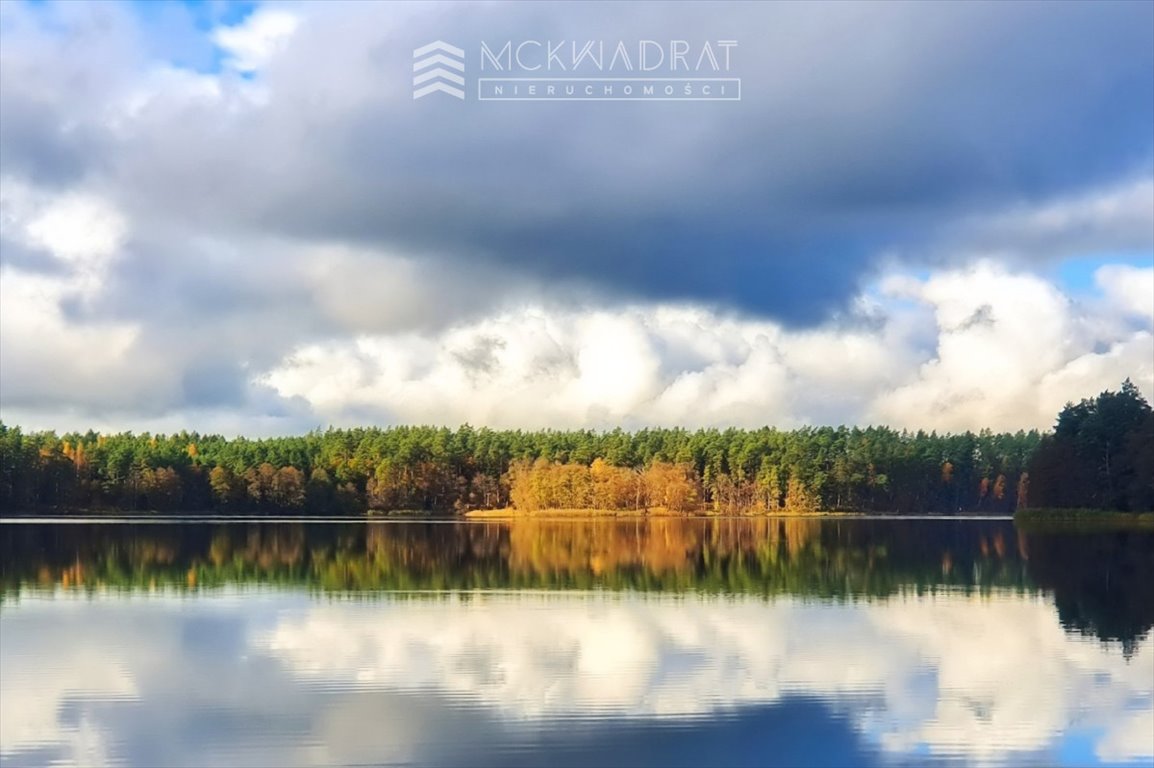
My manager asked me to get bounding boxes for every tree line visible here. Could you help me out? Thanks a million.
[0,381,1149,515]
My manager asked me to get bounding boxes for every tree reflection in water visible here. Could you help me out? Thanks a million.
[1,519,1150,649]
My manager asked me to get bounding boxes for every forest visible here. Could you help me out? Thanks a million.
[0,381,1150,516]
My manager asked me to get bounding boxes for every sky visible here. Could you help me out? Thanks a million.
[0,0,1151,435]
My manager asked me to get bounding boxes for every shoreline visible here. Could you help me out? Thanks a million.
[462,507,867,519]
[1013,508,1154,530]
[5,508,1152,527]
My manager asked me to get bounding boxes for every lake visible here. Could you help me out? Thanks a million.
[1,517,1151,767]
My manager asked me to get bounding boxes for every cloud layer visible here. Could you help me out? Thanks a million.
[1,167,1151,433]
[4,1,1151,308]
[0,0,1152,432]
[260,261,1154,431]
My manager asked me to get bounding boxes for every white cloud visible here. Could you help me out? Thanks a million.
[0,178,163,413]
[870,261,1154,431]
[212,8,300,75]
[1,177,127,276]
[261,262,1153,432]
[110,64,271,133]
[1096,264,1154,322]
[0,270,147,402]
[261,306,897,430]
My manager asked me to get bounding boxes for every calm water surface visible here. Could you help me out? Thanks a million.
[1,518,1151,767]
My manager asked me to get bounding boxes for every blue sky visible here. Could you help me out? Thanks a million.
[0,0,1151,434]
[1054,253,1153,296]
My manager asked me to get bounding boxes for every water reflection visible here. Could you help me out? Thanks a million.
[0,518,1032,594]
[2,590,1152,767]
[1,519,1152,767]
[3,518,1152,648]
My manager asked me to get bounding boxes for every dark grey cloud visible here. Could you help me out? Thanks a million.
[233,3,1139,283]
[452,335,506,380]
[179,360,250,408]
[0,2,144,185]
[4,1,1151,326]
[0,92,101,186]
[955,304,995,333]
[0,235,67,275]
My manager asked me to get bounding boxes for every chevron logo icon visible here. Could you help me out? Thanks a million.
[413,41,465,100]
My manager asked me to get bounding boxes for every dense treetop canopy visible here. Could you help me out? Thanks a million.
[0,382,1149,514]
